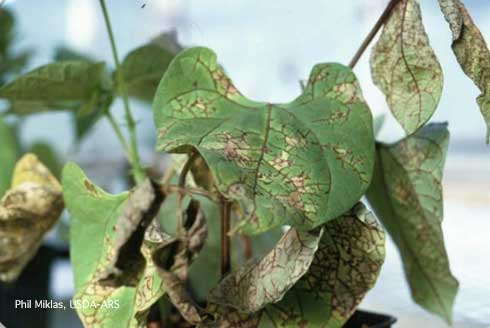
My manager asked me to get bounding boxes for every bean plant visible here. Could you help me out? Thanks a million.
[0,0,489,327]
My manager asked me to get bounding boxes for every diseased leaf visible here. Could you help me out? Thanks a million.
[154,47,375,235]
[0,117,18,196]
[157,200,208,324]
[0,60,107,102]
[0,154,63,282]
[203,204,385,328]
[99,179,164,285]
[366,123,458,323]
[371,0,443,134]
[438,0,490,142]
[63,163,168,327]
[208,226,323,313]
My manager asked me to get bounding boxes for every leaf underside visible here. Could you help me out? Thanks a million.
[366,123,458,323]
[371,0,443,135]
[154,47,374,235]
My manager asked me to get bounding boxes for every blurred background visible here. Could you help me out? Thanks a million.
[0,0,489,327]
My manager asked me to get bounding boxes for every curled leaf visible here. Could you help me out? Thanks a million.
[208,226,322,313]
[99,179,164,285]
[154,47,374,234]
[366,123,458,323]
[63,164,167,327]
[0,154,63,282]
[371,0,443,134]
[438,0,490,142]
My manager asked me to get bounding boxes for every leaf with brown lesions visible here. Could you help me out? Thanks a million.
[63,164,168,327]
[438,0,490,143]
[154,47,375,235]
[371,0,443,135]
[0,154,63,282]
[203,204,385,328]
[366,123,458,323]
[208,226,323,313]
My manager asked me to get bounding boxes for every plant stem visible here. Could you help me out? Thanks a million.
[105,112,129,154]
[220,195,231,277]
[241,236,253,260]
[160,185,215,201]
[348,0,402,69]
[99,0,145,183]
[175,152,198,235]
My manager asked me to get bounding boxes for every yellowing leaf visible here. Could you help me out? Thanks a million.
[0,154,63,282]
[154,47,375,235]
[438,0,490,143]
[366,123,458,323]
[371,0,443,134]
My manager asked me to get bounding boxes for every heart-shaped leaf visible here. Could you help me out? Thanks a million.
[203,203,385,328]
[371,0,443,135]
[154,47,374,234]
[63,164,168,327]
[0,154,63,282]
[366,123,458,323]
[438,0,490,143]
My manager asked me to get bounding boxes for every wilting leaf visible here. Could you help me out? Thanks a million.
[0,154,63,282]
[204,204,385,328]
[63,163,168,327]
[154,47,375,235]
[366,123,458,323]
[371,0,443,134]
[0,117,18,196]
[208,227,323,313]
[28,142,61,179]
[0,60,106,103]
[438,0,490,143]
[98,179,164,285]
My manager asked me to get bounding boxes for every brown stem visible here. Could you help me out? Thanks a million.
[348,0,402,68]
[220,195,231,277]
[176,152,198,235]
[241,236,253,260]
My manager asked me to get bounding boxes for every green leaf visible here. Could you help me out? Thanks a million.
[203,204,386,328]
[0,117,18,196]
[366,123,458,323]
[0,60,106,103]
[208,226,323,313]
[62,164,167,327]
[0,154,63,282]
[437,0,490,143]
[154,47,375,235]
[371,0,443,135]
[28,142,61,179]
[118,44,176,102]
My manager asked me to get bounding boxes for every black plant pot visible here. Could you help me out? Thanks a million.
[343,310,397,328]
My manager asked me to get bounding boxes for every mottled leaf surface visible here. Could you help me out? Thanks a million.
[0,154,63,282]
[154,47,374,234]
[63,164,167,327]
[204,204,385,328]
[371,0,443,134]
[438,0,490,142]
[0,117,18,196]
[208,227,323,313]
[366,123,458,323]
